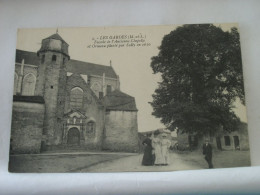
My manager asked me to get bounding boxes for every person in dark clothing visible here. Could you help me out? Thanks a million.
[142,136,154,166]
[202,139,213,169]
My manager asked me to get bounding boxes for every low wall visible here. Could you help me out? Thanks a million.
[103,111,139,152]
[10,97,45,154]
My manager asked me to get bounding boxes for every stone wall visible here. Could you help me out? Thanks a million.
[10,100,45,154]
[37,52,67,146]
[103,111,139,152]
[65,74,105,149]
[89,75,119,98]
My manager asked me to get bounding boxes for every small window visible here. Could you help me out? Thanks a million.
[51,85,53,89]
[99,92,103,99]
[63,58,65,65]
[87,122,95,134]
[52,55,57,62]
[106,85,112,94]
[224,136,231,146]
[41,55,45,64]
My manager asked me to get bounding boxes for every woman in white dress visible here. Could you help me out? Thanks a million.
[151,133,163,165]
[161,133,172,165]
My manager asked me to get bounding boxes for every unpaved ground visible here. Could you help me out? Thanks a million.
[9,152,134,173]
[9,150,250,173]
[80,152,203,172]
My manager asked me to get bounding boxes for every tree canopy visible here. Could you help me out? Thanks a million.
[150,24,245,135]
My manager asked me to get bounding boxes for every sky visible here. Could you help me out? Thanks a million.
[16,24,247,132]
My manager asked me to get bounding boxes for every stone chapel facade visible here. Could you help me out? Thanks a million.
[10,33,139,154]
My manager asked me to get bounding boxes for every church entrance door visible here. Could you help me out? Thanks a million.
[67,127,80,145]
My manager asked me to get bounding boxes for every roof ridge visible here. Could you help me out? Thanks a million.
[106,100,135,108]
[107,89,134,98]
[16,49,37,54]
[70,59,113,69]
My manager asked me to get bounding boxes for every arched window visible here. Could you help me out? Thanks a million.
[13,73,18,95]
[22,73,36,96]
[70,87,83,109]
[91,82,101,98]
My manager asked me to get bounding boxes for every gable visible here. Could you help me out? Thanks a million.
[64,110,87,119]
[66,73,103,106]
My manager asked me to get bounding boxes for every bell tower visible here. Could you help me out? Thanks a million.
[35,32,70,146]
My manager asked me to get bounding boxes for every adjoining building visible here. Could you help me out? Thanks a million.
[177,122,250,151]
[10,33,139,154]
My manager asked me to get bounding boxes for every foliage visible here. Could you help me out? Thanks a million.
[150,24,244,135]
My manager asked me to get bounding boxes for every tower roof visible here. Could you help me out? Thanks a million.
[43,33,68,45]
[38,33,70,57]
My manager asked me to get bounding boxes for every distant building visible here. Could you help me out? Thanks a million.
[177,122,250,151]
[10,33,139,154]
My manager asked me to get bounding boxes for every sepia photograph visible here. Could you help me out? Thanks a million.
[9,24,251,173]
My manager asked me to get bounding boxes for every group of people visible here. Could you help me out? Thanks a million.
[142,133,213,169]
[142,132,172,166]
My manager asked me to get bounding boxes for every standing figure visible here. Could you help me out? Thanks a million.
[202,139,213,168]
[151,133,164,165]
[141,135,154,166]
[161,134,171,165]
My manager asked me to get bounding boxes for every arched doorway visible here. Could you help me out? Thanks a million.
[67,127,80,145]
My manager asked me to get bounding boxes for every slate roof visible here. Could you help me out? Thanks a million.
[15,50,117,78]
[103,90,138,111]
[67,59,117,78]
[16,49,39,65]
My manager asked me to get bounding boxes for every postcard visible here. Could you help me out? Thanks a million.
[9,24,250,172]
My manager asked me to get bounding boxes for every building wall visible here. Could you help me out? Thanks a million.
[103,111,139,152]
[65,74,105,149]
[83,107,104,150]
[219,123,249,151]
[177,123,250,151]
[35,51,68,146]
[89,75,119,98]
[10,101,45,154]
[12,50,137,153]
